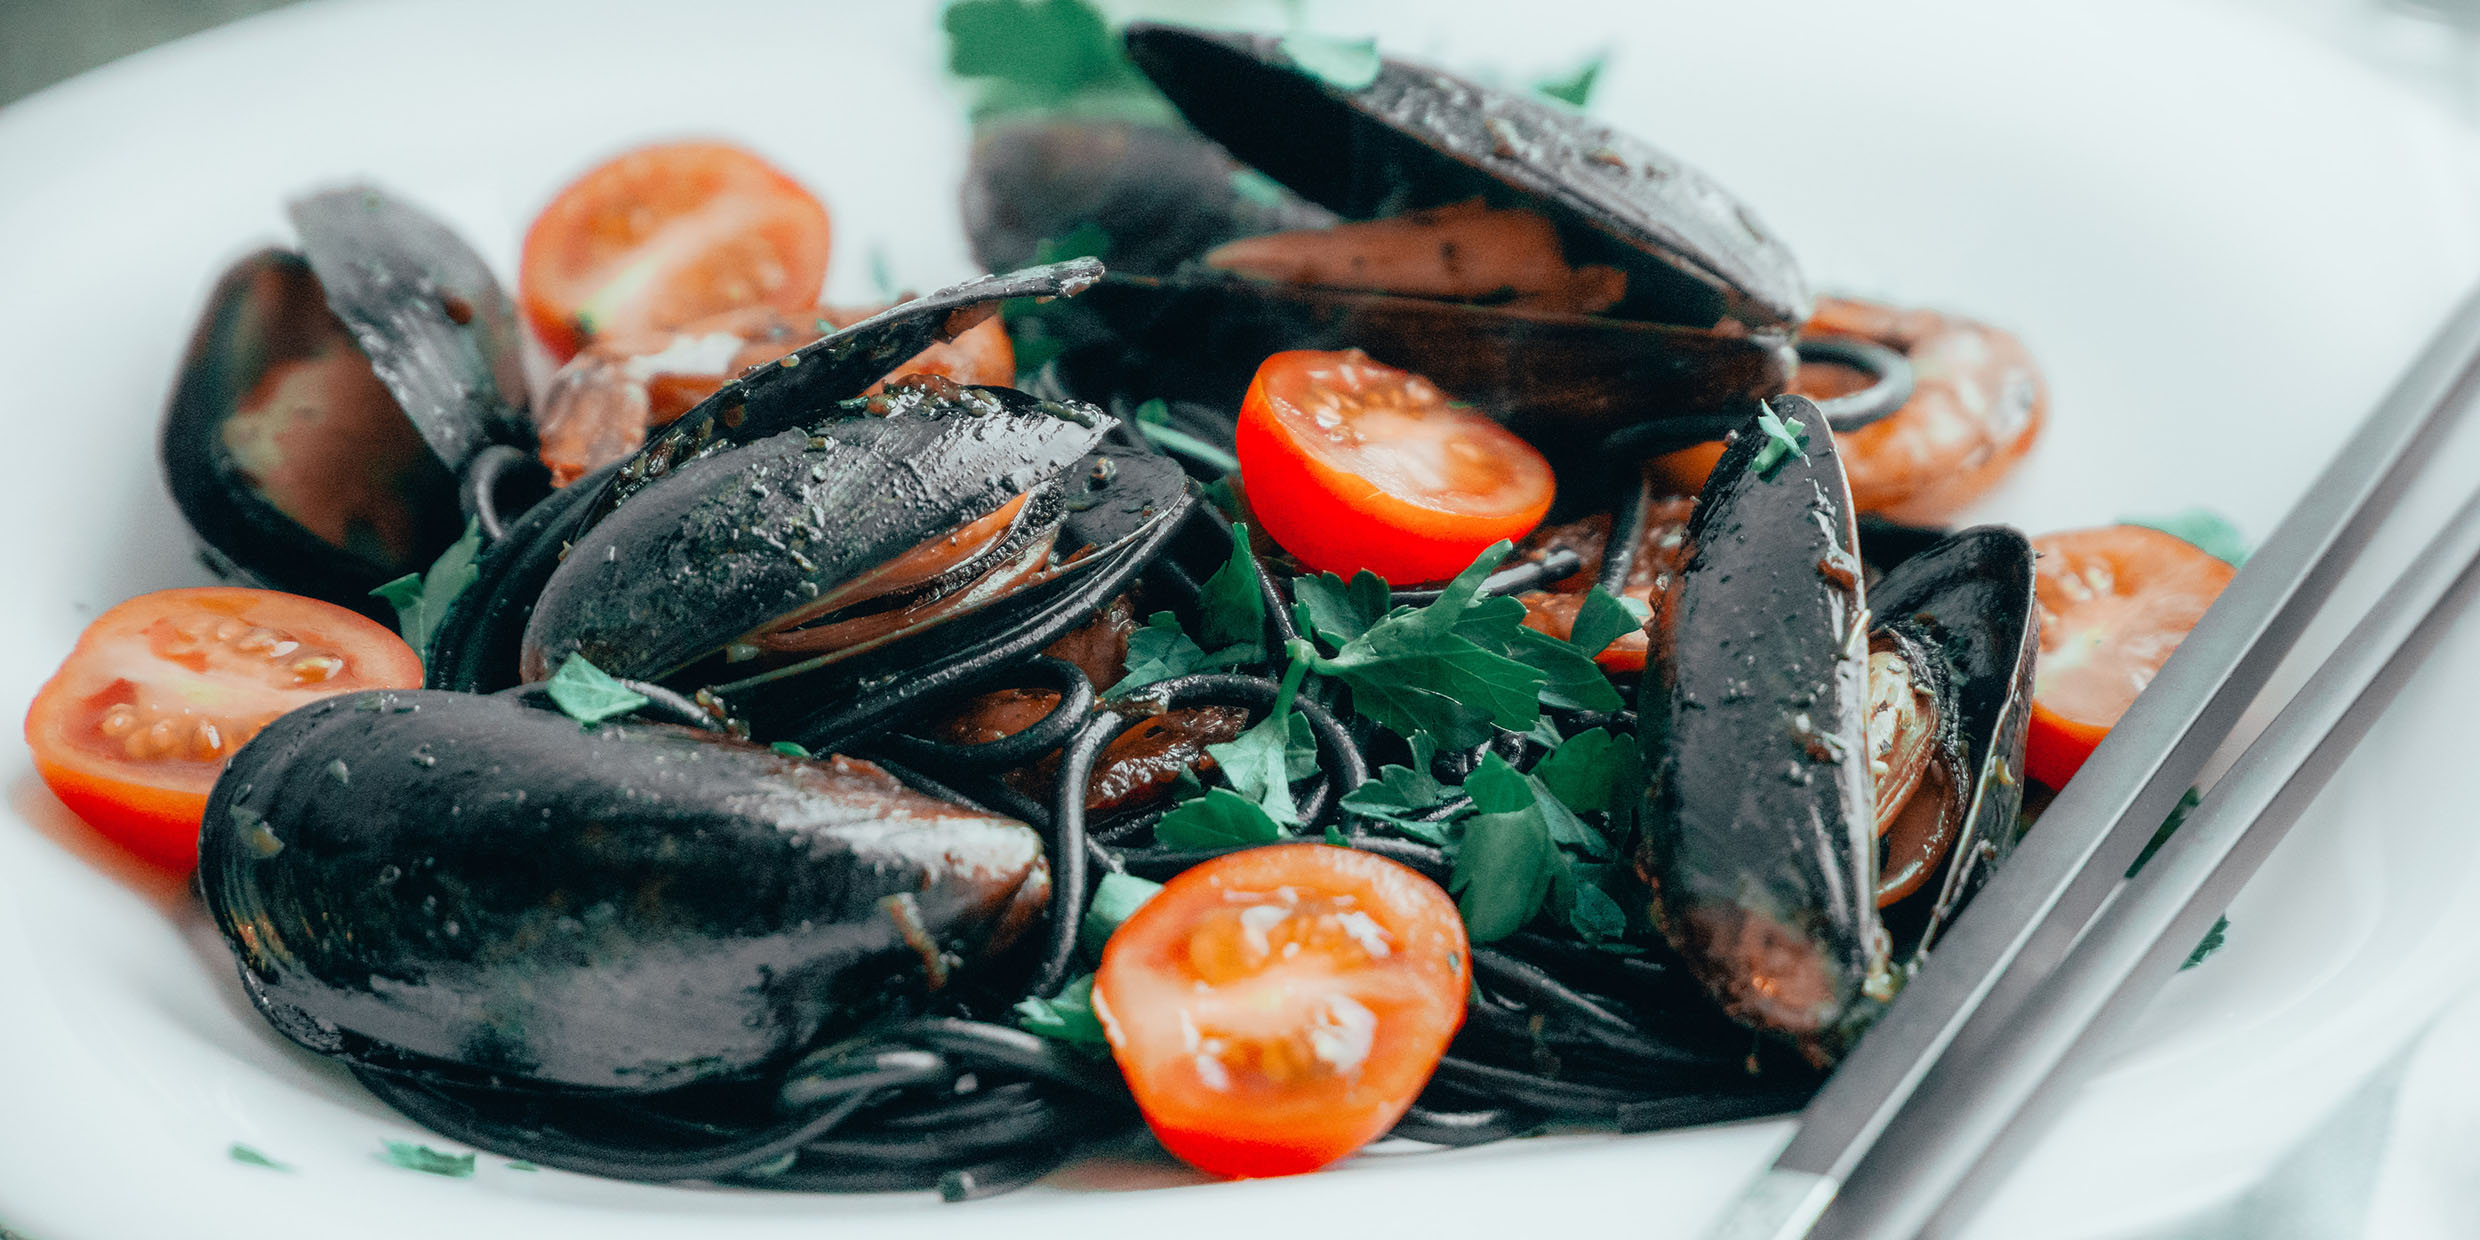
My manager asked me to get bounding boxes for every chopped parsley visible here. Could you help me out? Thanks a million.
[1014,974,1108,1046]
[1153,787,1287,850]
[1194,524,1268,659]
[1300,543,1546,748]
[1567,586,1649,658]
[369,519,483,664]
[1292,569,1393,646]
[1341,763,1466,845]
[2183,916,2231,969]
[1536,51,1607,107]
[544,655,649,727]
[1108,611,1212,696]
[379,1140,476,1178]
[770,740,813,759]
[227,1142,290,1171]
[1531,727,1642,815]
[1449,753,1567,941]
[942,0,1168,121]
[1750,408,1811,479]
[1080,871,1163,956]
[1203,642,1317,825]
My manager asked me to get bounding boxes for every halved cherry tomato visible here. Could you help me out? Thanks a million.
[2025,526,2234,788]
[1235,349,1553,585]
[1092,842,1469,1178]
[23,588,424,872]
[519,141,832,363]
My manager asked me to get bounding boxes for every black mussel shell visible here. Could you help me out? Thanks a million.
[520,382,1115,685]
[199,689,1050,1093]
[162,249,465,614]
[1638,395,1883,1063]
[1066,272,1796,444]
[1122,23,1809,331]
[594,260,1105,519]
[964,117,1337,276]
[1869,526,2038,955]
[289,187,531,472]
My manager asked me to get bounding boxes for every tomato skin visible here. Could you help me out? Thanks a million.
[1092,842,1468,1178]
[23,588,424,872]
[520,141,831,363]
[1236,350,1554,585]
[2024,526,2235,788]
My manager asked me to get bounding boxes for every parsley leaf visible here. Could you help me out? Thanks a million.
[1568,586,1649,658]
[1109,611,1209,696]
[1566,867,1630,943]
[943,0,1165,119]
[1509,626,1624,712]
[228,1143,290,1171]
[2183,916,2231,969]
[1079,872,1162,956]
[1014,973,1109,1046]
[369,519,482,664]
[544,655,649,727]
[2125,508,2249,567]
[770,740,812,759]
[1751,407,1811,479]
[380,1140,476,1178]
[1292,569,1393,647]
[1204,646,1316,825]
[1154,787,1287,850]
[1450,753,1565,941]
[1308,544,1544,747]
[2126,787,2200,877]
[1532,727,1641,815]
[1195,523,1267,659]
[1341,764,1467,844]
[1278,32,1382,91]
[1536,51,1607,107]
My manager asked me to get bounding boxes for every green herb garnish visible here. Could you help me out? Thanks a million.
[1301,543,1545,748]
[1449,752,1567,941]
[544,655,649,727]
[1567,586,1649,658]
[1508,626,1624,712]
[943,0,1167,120]
[2183,916,2230,969]
[1278,32,1382,91]
[1195,524,1269,659]
[1203,642,1316,824]
[769,740,812,759]
[1531,727,1642,815]
[1109,611,1211,696]
[379,1140,476,1178]
[1153,787,1288,850]
[1014,973,1109,1046]
[1750,408,1811,479]
[1340,764,1466,845]
[1080,871,1163,956]
[228,1143,290,1171]
[1536,51,1607,107]
[1292,569,1393,646]
[369,519,483,664]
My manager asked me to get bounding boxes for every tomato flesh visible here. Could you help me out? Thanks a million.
[2025,526,2234,787]
[1092,843,1468,1178]
[520,141,831,362]
[23,588,424,871]
[1236,349,1553,584]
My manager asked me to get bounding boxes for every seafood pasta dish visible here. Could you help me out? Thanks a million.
[20,7,2240,1197]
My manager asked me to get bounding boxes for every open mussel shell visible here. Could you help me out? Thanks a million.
[521,382,1112,684]
[591,259,1105,521]
[1066,272,1796,441]
[964,117,1336,276]
[1868,526,2038,955]
[289,187,532,473]
[199,689,1050,1093]
[1637,394,1884,1063]
[1121,23,1810,331]
[162,249,466,614]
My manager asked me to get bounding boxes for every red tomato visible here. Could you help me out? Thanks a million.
[1092,843,1469,1178]
[23,588,424,872]
[2025,526,2235,788]
[1235,349,1554,585]
[520,141,832,362]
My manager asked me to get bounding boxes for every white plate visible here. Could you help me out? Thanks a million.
[5,1,2480,1236]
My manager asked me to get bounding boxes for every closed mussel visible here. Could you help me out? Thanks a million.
[199,689,1049,1093]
